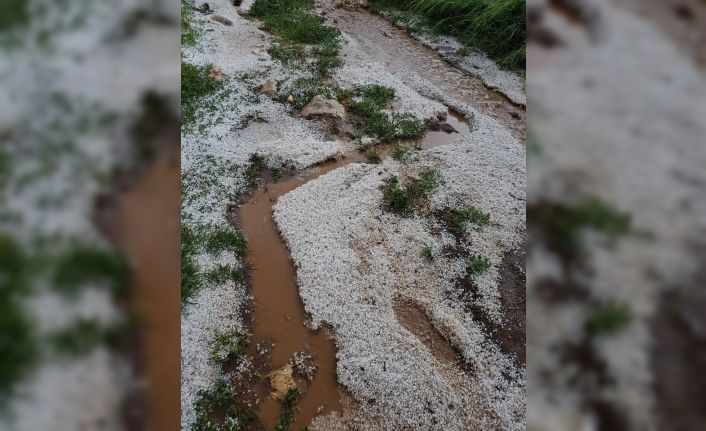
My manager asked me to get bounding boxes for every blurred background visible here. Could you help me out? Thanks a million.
[0,0,180,430]
[527,0,706,430]
[1,0,705,430]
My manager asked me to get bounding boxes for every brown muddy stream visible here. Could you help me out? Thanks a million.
[239,110,470,429]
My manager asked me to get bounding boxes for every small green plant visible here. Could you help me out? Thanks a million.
[548,197,631,250]
[209,329,249,364]
[312,55,344,77]
[48,318,124,357]
[366,152,382,164]
[268,41,306,66]
[393,113,425,140]
[274,388,302,431]
[587,301,632,336]
[205,264,245,285]
[467,255,491,276]
[366,111,396,139]
[53,245,131,298]
[446,205,491,234]
[204,227,247,258]
[392,146,412,161]
[359,84,395,107]
[191,377,254,431]
[279,78,339,110]
[421,244,434,262]
[383,169,444,215]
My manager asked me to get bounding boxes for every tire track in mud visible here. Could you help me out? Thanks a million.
[317,0,526,142]
[239,112,471,429]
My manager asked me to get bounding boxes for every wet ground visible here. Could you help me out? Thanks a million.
[239,111,471,429]
[317,0,526,142]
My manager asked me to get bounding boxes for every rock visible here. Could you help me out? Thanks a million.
[287,94,294,103]
[207,65,227,81]
[211,15,233,26]
[260,79,278,96]
[299,95,347,119]
[267,364,296,400]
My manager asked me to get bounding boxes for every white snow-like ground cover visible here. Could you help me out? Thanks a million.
[527,0,706,429]
[273,109,526,429]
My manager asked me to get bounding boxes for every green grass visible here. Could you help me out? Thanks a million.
[278,78,340,110]
[181,0,199,46]
[346,85,425,142]
[268,41,306,66]
[392,146,413,161]
[421,244,434,262]
[250,0,343,77]
[53,245,131,298]
[191,377,255,431]
[205,264,246,285]
[466,255,491,276]
[0,235,36,406]
[274,388,302,431]
[366,152,382,164]
[181,62,224,129]
[383,169,444,214]
[181,224,248,307]
[0,0,29,32]
[587,301,632,336]
[209,329,249,364]
[370,0,525,71]
[48,318,125,357]
[547,198,631,250]
[445,205,491,234]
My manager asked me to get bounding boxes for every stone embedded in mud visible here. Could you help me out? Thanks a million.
[299,95,347,120]
[267,363,297,400]
[207,65,227,81]
[260,79,278,96]
[287,94,294,103]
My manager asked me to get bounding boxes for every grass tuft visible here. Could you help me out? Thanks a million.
[181,62,224,129]
[421,244,434,262]
[209,329,249,364]
[587,301,632,337]
[274,388,302,431]
[383,169,444,215]
[466,255,491,276]
[53,246,131,298]
[446,205,491,234]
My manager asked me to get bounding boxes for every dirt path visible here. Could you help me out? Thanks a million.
[317,0,526,142]
[239,112,471,429]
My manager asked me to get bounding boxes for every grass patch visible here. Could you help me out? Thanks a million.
[182,224,248,307]
[48,318,125,357]
[0,0,29,32]
[53,245,131,298]
[383,169,444,215]
[209,329,249,364]
[587,301,632,337]
[546,198,631,251]
[181,0,199,46]
[312,55,344,78]
[205,264,246,286]
[370,0,525,71]
[268,41,306,66]
[445,205,491,235]
[278,78,340,110]
[347,85,425,142]
[274,388,301,431]
[191,378,255,431]
[181,62,224,129]
[421,244,434,262]
[392,146,413,162]
[466,255,491,276]
[366,152,382,164]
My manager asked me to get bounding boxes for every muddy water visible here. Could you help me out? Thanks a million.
[117,156,181,430]
[239,111,469,429]
[317,0,526,142]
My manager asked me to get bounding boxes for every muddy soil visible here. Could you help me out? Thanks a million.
[239,111,471,429]
[317,0,526,142]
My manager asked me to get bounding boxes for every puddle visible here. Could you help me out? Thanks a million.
[117,156,181,430]
[238,110,470,429]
